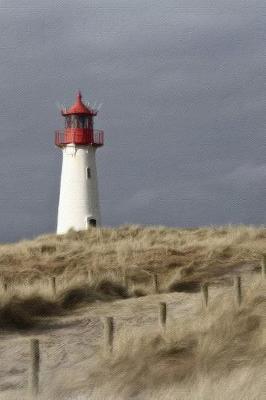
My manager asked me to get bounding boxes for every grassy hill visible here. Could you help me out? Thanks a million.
[0,223,265,287]
[0,224,265,399]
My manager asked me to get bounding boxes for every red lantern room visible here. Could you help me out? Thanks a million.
[55,91,104,147]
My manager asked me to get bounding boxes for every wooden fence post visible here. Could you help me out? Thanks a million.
[234,276,242,307]
[261,256,266,279]
[153,273,159,293]
[87,270,92,282]
[51,277,56,296]
[122,270,128,288]
[103,317,114,355]
[159,302,167,332]
[201,283,209,309]
[29,338,40,397]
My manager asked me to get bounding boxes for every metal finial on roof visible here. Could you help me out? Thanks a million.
[61,91,97,116]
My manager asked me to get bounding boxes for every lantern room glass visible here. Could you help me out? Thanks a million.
[64,115,92,129]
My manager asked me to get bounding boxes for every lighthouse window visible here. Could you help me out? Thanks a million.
[65,116,72,128]
[86,167,91,179]
[77,116,86,128]
[86,217,97,228]
[65,115,92,129]
[89,219,97,227]
[71,115,78,128]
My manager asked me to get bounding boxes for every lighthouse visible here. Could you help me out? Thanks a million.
[55,91,104,234]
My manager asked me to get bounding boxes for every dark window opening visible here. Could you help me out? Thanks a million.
[88,218,97,227]
[77,115,87,128]
[86,167,91,179]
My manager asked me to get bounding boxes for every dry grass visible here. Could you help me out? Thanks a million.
[0,224,265,292]
[0,280,130,330]
[0,224,265,399]
[0,224,265,328]
[50,278,266,400]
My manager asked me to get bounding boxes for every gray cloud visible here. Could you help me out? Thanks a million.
[0,0,265,241]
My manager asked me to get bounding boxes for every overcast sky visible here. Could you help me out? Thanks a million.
[0,0,265,242]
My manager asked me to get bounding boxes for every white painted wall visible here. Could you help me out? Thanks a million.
[57,144,101,234]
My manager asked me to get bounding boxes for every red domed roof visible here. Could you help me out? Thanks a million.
[62,91,97,116]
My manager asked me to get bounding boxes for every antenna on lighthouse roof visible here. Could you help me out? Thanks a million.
[96,103,103,111]
[56,101,67,113]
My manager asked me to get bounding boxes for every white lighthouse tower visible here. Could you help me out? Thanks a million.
[55,91,104,234]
